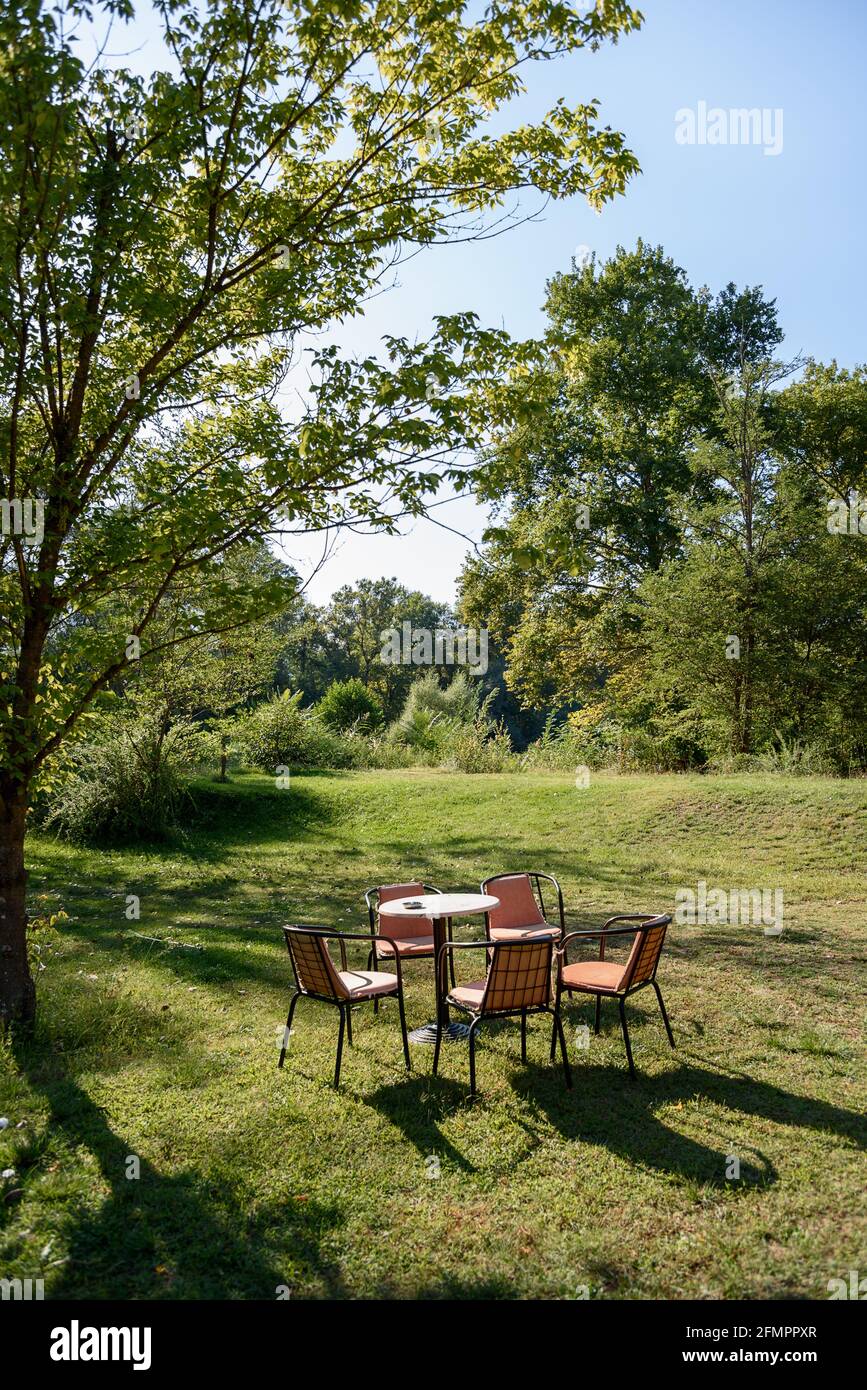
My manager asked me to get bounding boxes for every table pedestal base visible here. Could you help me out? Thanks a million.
[408,1020,470,1045]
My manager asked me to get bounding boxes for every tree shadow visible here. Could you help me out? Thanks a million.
[10,1038,347,1300]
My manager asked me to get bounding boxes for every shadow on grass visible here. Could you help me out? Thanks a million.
[11,1040,348,1300]
[514,1056,866,1189]
[365,1074,479,1174]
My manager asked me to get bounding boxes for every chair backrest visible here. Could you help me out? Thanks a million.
[374,881,433,941]
[283,927,348,999]
[482,938,553,1014]
[482,873,547,932]
[621,915,671,989]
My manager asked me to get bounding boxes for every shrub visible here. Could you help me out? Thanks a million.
[519,714,593,772]
[235,690,310,767]
[44,712,205,844]
[236,691,359,770]
[317,678,384,732]
[710,735,840,776]
[443,724,516,773]
[389,671,487,747]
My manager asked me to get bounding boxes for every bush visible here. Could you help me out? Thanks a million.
[235,691,309,767]
[710,735,840,776]
[443,724,516,773]
[518,714,593,772]
[236,691,359,770]
[44,712,206,844]
[317,678,384,732]
[389,671,489,748]
[389,670,482,741]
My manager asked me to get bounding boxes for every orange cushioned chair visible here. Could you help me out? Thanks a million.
[365,881,444,961]
[280,925,411,1087]
[365,881,455,994]
[554,914,675,1077]
[434,936,572,1096]
[480,871,564,942]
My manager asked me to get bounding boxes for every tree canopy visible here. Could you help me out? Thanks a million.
[0,0,643,1023]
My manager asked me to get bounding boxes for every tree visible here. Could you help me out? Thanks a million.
[120,544,292,778]
[461,252,791,736]
[0,0,642,1023]
[773,360,867,504]
[274,595,336,704]
[462,242,711,709]
[323,577,451,716]
[630,457,867,766]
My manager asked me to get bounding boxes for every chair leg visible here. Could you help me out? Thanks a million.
[653,980,675,1048]
[594,995,601,1035]
[432,1017,443,1077]
[334,1006,347,1087]
[396,988,411,1071]
[277,992,300,1069]
[468,1017,480,1096]
[346,1005,353,1045]
[554,1009,572,1090]
[618,997,635,1078]
[372,951,381,1014]
[520,1009,527,1063]
[550,985,562,1061]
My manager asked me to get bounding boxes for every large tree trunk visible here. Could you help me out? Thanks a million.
[0,786,35,1028]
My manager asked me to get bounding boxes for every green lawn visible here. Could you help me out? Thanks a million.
[1,769,865,1299]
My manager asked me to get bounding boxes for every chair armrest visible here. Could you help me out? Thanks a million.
[283,926,384,945]
[557,917,670,968]
[601,913,660,929]
[557,923,644,968]
[436,938,490,980]
[436,938,490,964]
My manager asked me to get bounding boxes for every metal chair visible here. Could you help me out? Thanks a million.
[280,925,411,1086]
[365,881,454,996]
[433,937,572,1096]
[480,871,564,942]
[554,914,675,1077]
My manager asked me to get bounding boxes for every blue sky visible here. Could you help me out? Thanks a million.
[288,0,867,604]
[106,0,867,604]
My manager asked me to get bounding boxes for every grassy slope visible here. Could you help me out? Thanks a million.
[1,769,865,1299]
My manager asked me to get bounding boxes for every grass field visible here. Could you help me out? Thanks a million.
[1,769,865,1300]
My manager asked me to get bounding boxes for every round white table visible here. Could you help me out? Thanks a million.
[378,892,499,1044]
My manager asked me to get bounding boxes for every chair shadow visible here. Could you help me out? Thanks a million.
[364,1073,479,1174]
[513,1054,867,1189]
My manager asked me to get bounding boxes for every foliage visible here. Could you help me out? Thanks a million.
[442,724,515,773]
[0,0,641,790]
[235,691,355,771]
[389,671,485,744]
[42,709,208,845]
[317,678,384,733]
[315,579,453,718]
[26,897,69,979]
[461,243,867,769]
